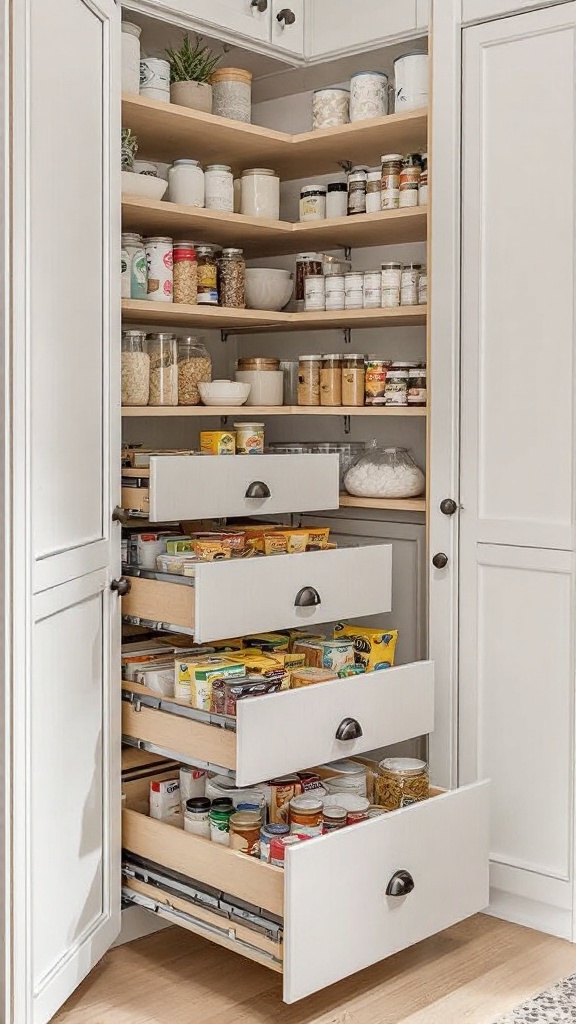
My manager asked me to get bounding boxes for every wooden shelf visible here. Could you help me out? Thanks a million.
[122,94,428,181]
[121,299,427,331]
[122,197,427,259]
[121,405,426,418]
[339,494,426,512]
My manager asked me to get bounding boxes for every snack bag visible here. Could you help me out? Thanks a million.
[333,623,399,671]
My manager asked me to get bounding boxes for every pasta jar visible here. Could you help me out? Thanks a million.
[325,274,345,311]
[204,164,234,212]
[418,266,427,305]
[234,422,265,454]
[419,152,428,206]
[295,253,323,312]
[326,181,348,219]
[121,22,141,95]
[172,241,198,305]
[363,270,381,309]
[139,57,170,103]
[184,797,211,839]
[347,168,367,215]
[384,367,409,406]
[122,233,148,300]
[320,354,342,407]
[399,154,422,208]
[299,185,327,222]
[408,367,427,406]
[240,168,280,219]
[365,168,382,213]
[168,159,204,207]
[345,271,364,310]
[298,354,321,406]
[381,153,403,210]
[210,804,235,845]
[381,261,402,308]
[341,354,365,407]
[365,357,391,405]
[289,795,323,837]
[312,87,349,130]
[375,757,429,810]
[177,337,211,406]
[229,811,261,856]
[349,71,388,122]
[144,236,173,302]
[121,331,150,407]
[304,274,325,311]
[196,246,219,305]
[401,262,422,306]
[218,248,245,308]
[146,333,178,406]
[210,67,252,123]
[260,823,290,862]
[322,806,347,832]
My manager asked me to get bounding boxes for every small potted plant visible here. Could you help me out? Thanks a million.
[165,35,221,112]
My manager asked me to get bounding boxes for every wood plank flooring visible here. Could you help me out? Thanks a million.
[54,914,576,1024]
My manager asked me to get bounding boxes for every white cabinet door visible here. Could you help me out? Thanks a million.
[8,0,121,1021]
[416,0,430,29]
[270,0,304,55]
[459,4,576,937]
[307,0,417,58]
[127,0,271,44]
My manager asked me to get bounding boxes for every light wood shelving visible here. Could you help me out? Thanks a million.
[339,494,426,513]
[122,94,427,180]
[121,405,426,418]
[121,299,427,331]
[122,197,427,259]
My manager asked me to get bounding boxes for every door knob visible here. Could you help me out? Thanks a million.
[111,577,131,596]
[294,586,321,607]
[440,498,458,516]
[336,717,363,741]
[277,7,296,24]
[112,505,130,526]
[251,0,268,10]
[386,869,415,898]
[245,481,271,499]
[432,552,448,569]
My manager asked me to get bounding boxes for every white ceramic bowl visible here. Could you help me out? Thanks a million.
[198,380,251,407]
[244,269,293,311]
[121,170,168,201]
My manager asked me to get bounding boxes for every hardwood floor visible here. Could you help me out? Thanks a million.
[54,914,576,1024]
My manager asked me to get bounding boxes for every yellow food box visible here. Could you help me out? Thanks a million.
[226,649,306,689]
[200,431,236,455]
[175,656,246,709]
[242,632,290,652]
[333,623,399,671]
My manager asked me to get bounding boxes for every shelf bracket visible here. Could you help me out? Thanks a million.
[343,327,351,346]
[339,160,352,175]
[344,246,352,262]
[221,330,229,344]
[220,416,228,427]
[343,415,351,435]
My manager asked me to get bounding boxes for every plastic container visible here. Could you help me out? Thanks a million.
[375,757,429,809]
[121,23,141,95]
[399,154,422,208]
[196,246,219,305]
[344,444,425,499]
[211,67,252,123]
[341,354,366,406]
[177,337,211,406]
[168,159,204,207]
[298,354,322,406]
[240,168,280,219]
[146,333,178,406]
[381,261,402,308]
[121,331,150,406]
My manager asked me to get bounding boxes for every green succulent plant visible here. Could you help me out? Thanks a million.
[165,35,221,84]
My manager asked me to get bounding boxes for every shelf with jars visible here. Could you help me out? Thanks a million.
[120,405,426,418]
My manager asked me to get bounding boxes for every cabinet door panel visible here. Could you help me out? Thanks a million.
[128,0,271,44]
[308,0,417,58]
[271,0,304,55]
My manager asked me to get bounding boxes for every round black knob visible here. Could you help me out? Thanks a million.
[277,7,296,24]
[245,481,271,499]
[432,552,448,569]
[386,869,415,898]
[112,505,130,526]
[336,717,363,741]
[251,0,268,10]
[294,586,321,607]
[111,577,131,596]
[440,498,458,516]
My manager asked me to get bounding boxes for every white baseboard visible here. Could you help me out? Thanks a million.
[112,905,171,947]
[487,887,574,942]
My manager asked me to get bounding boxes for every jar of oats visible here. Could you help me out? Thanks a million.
[218,248,245,308]
[177,337,211,406]
[173,241,198,305]
[146,333,178,407]
[121,331,150,406]
[375,757,429,810]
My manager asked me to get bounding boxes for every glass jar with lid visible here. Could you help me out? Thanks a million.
[196,246,219,305]
[172,240,198,305]
[400,263,422,306]
[347,167,367,215]
[381,153,403,209]
[298,354,322,406]
[343,444,425,499]
[295,253,323,311]
[204,164,234,211]
[299,185,327,222]
[210,67,252,123]
[320,354,342,407]
[374,757,429,810]
[168,159,205,207]
[121,331,150,407]
[145,333,178,407]
[381,261,402,307]
[177,337,211,406]
[229,811,261,856]
[240,168,280,219]
[341,354,366,407]
[218,248,245,308]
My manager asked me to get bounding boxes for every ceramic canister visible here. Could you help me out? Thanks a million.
[140,57,170,103]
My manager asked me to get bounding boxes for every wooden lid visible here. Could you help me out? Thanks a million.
[210,67,253,84]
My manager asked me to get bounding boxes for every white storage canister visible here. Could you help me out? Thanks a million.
[381,261,402,308]
[240,168,280,219]
[121,23,141,95]
[299,185,327,222]
[326,181,348,219]
[363,270,381,309]
[184,797,211,838]
[144,236,173,302]
[312,87,349,129]
[344,271,364,310]
[139,57,170,103]
[204,164,234,212]
[325,274,345,311]
[400,263,421,306]
[168,160,205,207]
[210,67,253,123]
[394,52,429,112]
[365,168,382,213]
[349,71,388,122]
[304,275,326,311]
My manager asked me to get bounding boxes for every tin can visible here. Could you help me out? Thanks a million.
[234,421,264,454]
[268,776,302,824]
[144,236,173,302]
[270,834,310,867]
[365,358,392,405]
[260,823,290,862]
[289,795,323,837]
[322,806,347,832]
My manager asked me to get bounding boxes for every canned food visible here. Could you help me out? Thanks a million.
[365,358,392,405]
[234,421,264,455]
[260,823,290,862]
[289,795,323,836]
[268,776,302,824]
[322,806,347,832]
[270,833,310,867]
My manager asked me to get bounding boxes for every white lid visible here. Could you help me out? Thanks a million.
[380,757,427,775]
[296,252,323,260]
[381,153,403,162]
[242,167,278,176]
[234,422,265,427]
[122,21,142,37]
[325,758,366,775]
[172,159,202,167]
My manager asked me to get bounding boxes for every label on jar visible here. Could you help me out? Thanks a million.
[236,427,264,454]
[382,188,400,210]
[300,195,326,221]
[384,373,408,406]
[365,362,390,405]
[347,180,366,215]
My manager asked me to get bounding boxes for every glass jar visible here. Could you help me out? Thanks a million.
[365,168,382,213]
[229,810,261,856]
[363,270,381,309]
[121,232,147,300]
[218,248,245,308]
[365,357,391,405]
[375,757,429,810]
[289,795,323,836]
[299,185,327,222]
[399,154,422,209]
[121,331,150,407]
[322,806,347,832]
[196,246,219,305]
[325,274,345,311]
[326,181,348,219]
[210,67,252,123]
[408,367,427,406]
[146,333,178,407]
[204,164,234,212]
[384,368,409,406]
[345,271,364,310]
[295,253,323,312]
[381,261,402,308]
[347,168,367,215]
[341,354,365,407]
[143,236,173,302]
[298,354,321,406]
[401,262,422,306]
[168,159,205,207]
[381,153,403,210]
[304,274,325,311]
[419,152,428,206]
[312,87,350,129]
[279,360,298,405]
[209,804,234,845]
[344,444,425,499]
[177,337,211,406]
[320,354,342,407]
[418,266,427,305]
[184,797,211,838]
[240,168,280,219]
[121,22,141,95]
[350,71,388,122]
[172,241,198,305]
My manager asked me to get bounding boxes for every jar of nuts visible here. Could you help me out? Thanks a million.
[374,757,429,810]
[218,248,245,308]
[121,330,149,406]
[177,337,212,406]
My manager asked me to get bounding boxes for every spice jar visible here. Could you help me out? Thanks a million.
[210,67,252,123]
[218,248,245,308]
[146,333,178,406]
[209,803,235,845]
[295,253,323,312]
[184,797,211,838]
[289,795,323,836]
[196,245,219,305]
[384,368,409,406]
[375,757,429,810]
[345,271,364,310]
[419,153,428,206]
[399,154,422,209]
[298,354,321,406]
[122,232,147,300]
[322,806,347,832]
[408,367,427,406]
[381,153,402,210]
[240,168,280,219]
[260,823,290,862]
[349,71,388,122]
[347,167,367,215]
[363,270,381,309]
[342,354,365,407]
[172,241,198,305]
[401,262,421,306]
[418,266,427,305]
[312,87,349,129]
[365,168,382,213]
[168,159,205,207]
[326,180,348,219]
[325,274,345,311]
[381,261,402,308]
[320,354,342,407]
[144,236,173,302]
[365,357,391,405]
[304,274,325,311]
[204,164,234,212]
[299,185,327,222]
[121,331,150,407]
[229,811,261,856]
[177,337,211,406]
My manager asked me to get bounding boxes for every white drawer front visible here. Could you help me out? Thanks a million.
[237,660,434,786]
[194,542,392,642]
[283,781,490,1002]
[149,454,340,521]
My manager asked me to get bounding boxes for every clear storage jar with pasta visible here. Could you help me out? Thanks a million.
[146,333,178,407]
[172,241,198,305]
[298,354,321,406]
[320,354,342,406]
[375,757,429,810]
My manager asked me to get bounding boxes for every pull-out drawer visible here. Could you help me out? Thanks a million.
[122,660,434,787]
[123,454,340,521]
[122,541,392,643]
[122,775,489,1003]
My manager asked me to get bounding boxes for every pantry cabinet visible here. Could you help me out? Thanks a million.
[125,0,272,46]
[306,0,418,59]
